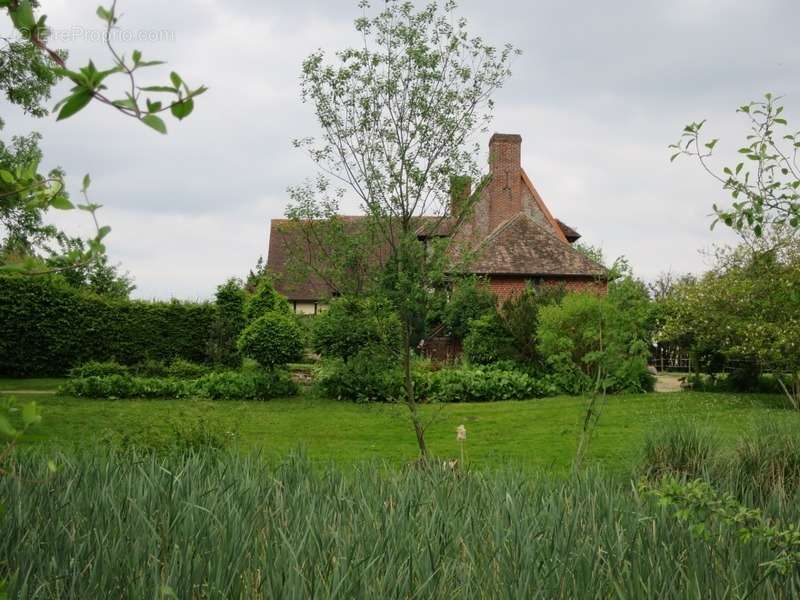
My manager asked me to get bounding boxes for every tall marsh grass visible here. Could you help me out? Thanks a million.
[3,450,800,598]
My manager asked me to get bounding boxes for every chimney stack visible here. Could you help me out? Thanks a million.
[487,133,522,231]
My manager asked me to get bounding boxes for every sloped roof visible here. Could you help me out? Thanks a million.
[556,219,581,243]
[469,212,605,277]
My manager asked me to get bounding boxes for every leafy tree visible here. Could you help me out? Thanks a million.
[237,312,304,370]
[463,312,514,366]
[658,233,800,407]
[671,93,800,237]
[295,0,516,456]
[311,296,400,362]
[499,283,565,367]
[245,277,291,322]
[441,276,496,340]
[538,292,653,394]
[207,278,246,367]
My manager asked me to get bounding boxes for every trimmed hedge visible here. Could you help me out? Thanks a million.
[0,276,215,376]
[61,371,298,400]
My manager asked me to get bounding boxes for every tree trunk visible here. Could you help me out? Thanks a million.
[402,320,427,458]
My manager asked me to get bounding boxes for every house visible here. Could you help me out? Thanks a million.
[267,133,606,314]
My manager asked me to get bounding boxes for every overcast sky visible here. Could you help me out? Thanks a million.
[2,0,798,300]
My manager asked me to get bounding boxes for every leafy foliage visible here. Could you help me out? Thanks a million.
[440,277,496,340]
[0,275,214,376]
[207,278,246,367]
[671,93,800,236]
[429,366,557,403]
[62,371,297,400]
[237,312,304,370]
[462,312,514,366]
[657,235,800,407]
[244,277,291,322]
[316,350,418,404]
[311,296,400,361]
[538,292,653,394]
[499,284,566,367]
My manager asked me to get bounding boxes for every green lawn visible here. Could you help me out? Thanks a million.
[6,386,798,472]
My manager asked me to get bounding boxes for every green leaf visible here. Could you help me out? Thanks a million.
[141,114,167,134]
[96,6,113,22]
[56,89,93,121]
[132,49,142,64]
[0,169,14,184]
[82,173,91,192]
[50,196,75,210]
[21,402,41,428]
[139,85,177,93]
[170,72,183,88]
[97,225,111,239]
[170,98,194,120]
[0,415,17,439]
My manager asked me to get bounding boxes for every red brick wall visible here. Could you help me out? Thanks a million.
[487,133,523,231]
[488,275,607,302]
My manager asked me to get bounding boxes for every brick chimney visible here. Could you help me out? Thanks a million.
[487,133,522,231]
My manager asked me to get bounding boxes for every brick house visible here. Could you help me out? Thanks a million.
[267,133,606,313]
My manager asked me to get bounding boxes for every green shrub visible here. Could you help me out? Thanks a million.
[311,296,400,361]
[441,276,496,340]
[463,313,514,365]
[207,278,247,367]
[429,366,557,402]
[69,360,129,378]
[61,371,298,400]
[244,278,291,322]
[0,275,215,376]
[316,350,428,403]
[164,358,211,379]
[500,284,565,367]
[61,375,189,399]
[639,422,717,480]
[191,370,298,400]
[538,292,654,394]
[133,358,169,377]
[238,312,305,369]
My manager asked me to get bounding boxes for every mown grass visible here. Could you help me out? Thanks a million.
[7,388,799,472]
[0,378,63,392]
[3,450,799,599]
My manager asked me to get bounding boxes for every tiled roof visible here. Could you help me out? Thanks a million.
[469,213,605,277]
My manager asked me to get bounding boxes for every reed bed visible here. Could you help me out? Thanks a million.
[2,449,799,599]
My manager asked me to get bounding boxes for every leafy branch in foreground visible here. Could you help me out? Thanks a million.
[670,93,800,237]
[1,172,110,275]
[642,477,800,586]
[2,1,206,134]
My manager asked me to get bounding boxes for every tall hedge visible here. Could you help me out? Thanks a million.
[0,276,215,376]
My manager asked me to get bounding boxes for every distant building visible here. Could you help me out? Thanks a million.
[267,133,606,314]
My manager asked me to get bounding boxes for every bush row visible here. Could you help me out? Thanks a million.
[61,371,298,400]
[0,276,215,376]
[69,358,212,380]
[317,353,559,403]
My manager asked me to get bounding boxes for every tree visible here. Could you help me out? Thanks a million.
[441,276,496,340]
[311,296,400,362]
[657,233,800,407]
[245,277,291,322]
[238,312,305,370]
[295,0,516,457]
[207,278,246,367]
[499,283,565,367]
[671,93,800,238]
